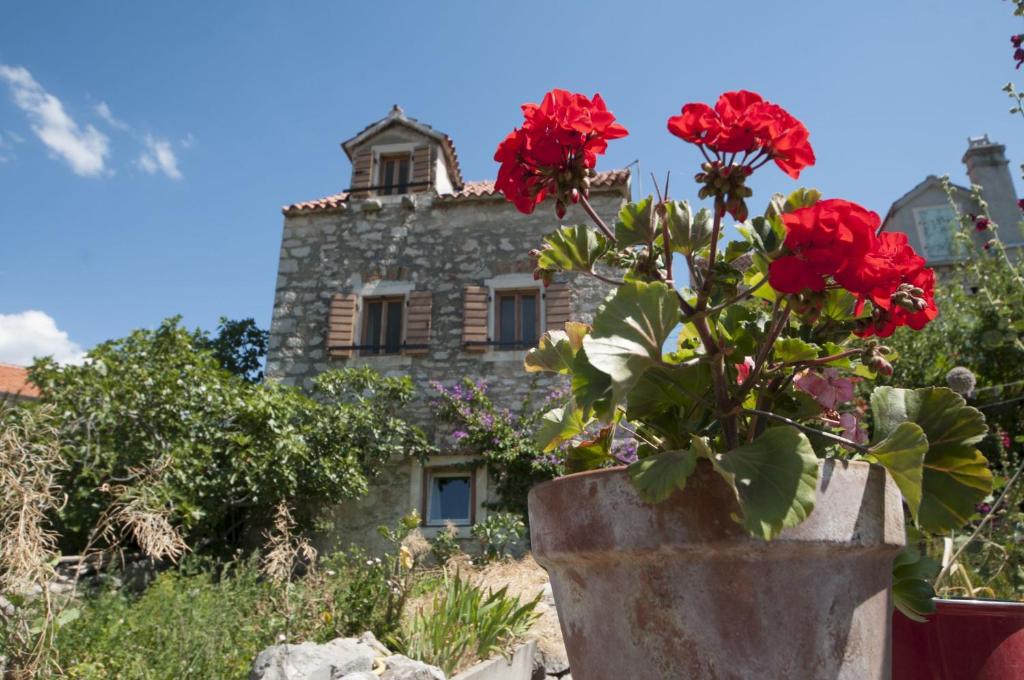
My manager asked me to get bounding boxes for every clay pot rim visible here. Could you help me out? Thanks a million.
[531,457,874,496]
[934,597,1024,612]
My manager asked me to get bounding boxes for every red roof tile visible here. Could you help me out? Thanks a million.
[282,168,630,216]
[0,363,40,399]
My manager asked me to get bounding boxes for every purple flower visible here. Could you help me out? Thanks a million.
[452,430,468,441]
[612,439,639,465]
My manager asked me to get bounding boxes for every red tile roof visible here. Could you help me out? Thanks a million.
[282,168,630,216]
[0,363,40,399]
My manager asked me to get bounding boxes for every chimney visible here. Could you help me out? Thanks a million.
[962,135,1020,238]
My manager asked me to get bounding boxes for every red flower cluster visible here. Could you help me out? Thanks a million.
[667,90,815,179]
[495,89,628,216]
[768,199,937,337]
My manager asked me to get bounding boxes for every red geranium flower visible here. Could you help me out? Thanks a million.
[768,199,879,294]
[667,90,815,179]
[494,89,628,216]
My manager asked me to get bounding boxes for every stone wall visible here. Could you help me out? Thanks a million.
[266,190,625,552]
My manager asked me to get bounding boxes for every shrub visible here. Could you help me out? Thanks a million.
[471,513,525,563]
[429,523,462,565]
[395,571,540,676]
[28,318,432,553]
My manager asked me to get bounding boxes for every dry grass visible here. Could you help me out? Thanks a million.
[261,501,317,584]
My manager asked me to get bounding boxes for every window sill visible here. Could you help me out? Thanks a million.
[349,354,413,370]
[484,349,529,363]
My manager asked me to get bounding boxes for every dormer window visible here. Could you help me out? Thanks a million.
[377,153,411,196]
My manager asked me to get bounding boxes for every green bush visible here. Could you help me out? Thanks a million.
[395,571,540,676]
[429,524,462,565]
[471,513,526,563]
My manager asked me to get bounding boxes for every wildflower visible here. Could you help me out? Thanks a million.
[945,366,977,397]
[451,430,468,441]
[735,356,755,384]
[974,216,991,232]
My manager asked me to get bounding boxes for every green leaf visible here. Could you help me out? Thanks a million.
[615,197,656,247]
[871,387,992,532]
[571,348,614,421]
[564,426,615,473]
[892,542,939,622]
[535,401,588,452]
[524,330,576,375]
[822,288,858,322]
[784,187,822,211]
[819,341,852,368]
[534,224,611,273]
[663,200,711,255]
[713,426,819,540]
[865,422,927,520]
[774,337,820,363]
[582,281,680,406]
[628,449,698,503]
[55,607,81,628]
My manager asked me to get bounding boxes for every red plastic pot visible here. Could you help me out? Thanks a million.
[893,599,1024,680]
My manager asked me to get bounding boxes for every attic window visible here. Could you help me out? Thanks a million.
[377,153,411,196]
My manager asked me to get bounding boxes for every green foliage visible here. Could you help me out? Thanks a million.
[471,513,526,563]
[395,571,540,676]
[893,535,940,621]
[430,524,462,565]
[871,387,992,532]
[532,224,611,275]
[865,422,928,520]
[196,316,269,382]
[430,379,562,518]
[713,426,819,540]
[29,318,431,552]
[628,448,698,503]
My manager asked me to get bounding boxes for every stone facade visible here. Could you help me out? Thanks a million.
[883,135,1022,269]
[266,108,629,552]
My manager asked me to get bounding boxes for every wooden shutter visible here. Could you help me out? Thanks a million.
[544,283,571,332]
[350,148,374,198]
[327,293,358,358]
[411,145,433,193]
[403,291,432,356]
[462,286,489,351]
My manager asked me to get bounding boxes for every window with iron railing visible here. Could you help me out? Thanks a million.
[495,289,539,350]
[361,296,404,355]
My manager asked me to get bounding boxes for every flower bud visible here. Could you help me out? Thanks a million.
[945,366,977,396]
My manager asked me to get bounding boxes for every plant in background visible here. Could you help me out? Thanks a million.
[28,319,432,554]
[496,88,995,619]
[395,570,540,676]
[430,523,462,566]
[430,379,563,517]
[471,513,526,563]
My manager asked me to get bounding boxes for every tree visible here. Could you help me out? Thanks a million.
[28,318,432,553]
[196,316,269,383]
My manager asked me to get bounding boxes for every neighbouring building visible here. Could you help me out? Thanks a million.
[0,363,40,402]
[882,135,1023,268]
[266,106,628,551]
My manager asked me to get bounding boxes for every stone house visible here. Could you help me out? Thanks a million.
[266,106,628,551]
[882,135,1023,268]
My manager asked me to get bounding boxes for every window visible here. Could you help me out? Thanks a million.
[425,470,474,526]
[912,206,957,261]
[377,153,411,195]
[361,296,404,355]
[495,289,539,349]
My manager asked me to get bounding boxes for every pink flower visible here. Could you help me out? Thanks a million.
[735,356,755,384]
[839,412,868,446]
[795,368,857,409]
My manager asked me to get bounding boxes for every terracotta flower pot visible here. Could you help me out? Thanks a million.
[892,599,1024,679]
[528,459,905,680]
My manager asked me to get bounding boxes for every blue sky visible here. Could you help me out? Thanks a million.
[0,1,1021,363]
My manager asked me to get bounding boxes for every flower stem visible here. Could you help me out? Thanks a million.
[579,194,617,243]
[742,408,869,453]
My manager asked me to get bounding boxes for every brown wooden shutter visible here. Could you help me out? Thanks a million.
[403,291,432,356]
[350,148,373,198]
[411,145,433,193]
[544,283,571,332]
[327,293,358,358]
[462,286,489,351]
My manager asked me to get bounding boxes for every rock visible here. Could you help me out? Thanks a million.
[380,654,446,680]
[249,638,376,680]
[532,643,569,678]
[357,631,391,657]
[338,674,378,680]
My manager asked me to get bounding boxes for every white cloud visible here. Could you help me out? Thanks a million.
[0,65,110,177]
[0,310,85,365]
[94,101,129,131]
[138,133,182,180]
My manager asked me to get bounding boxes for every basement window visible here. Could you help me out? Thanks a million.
[425,470,474,526]
[377,153,411,196]
[361,296,404,355]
